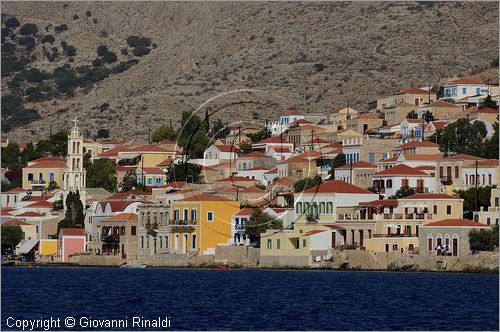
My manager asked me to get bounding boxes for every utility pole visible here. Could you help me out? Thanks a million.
[148,127,151,144]
[349,161,353,184]
[141,154,145,191]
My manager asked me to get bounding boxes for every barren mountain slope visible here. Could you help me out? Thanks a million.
[2,1,498,142]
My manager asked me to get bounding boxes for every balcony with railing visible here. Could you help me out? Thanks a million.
[337,212,433,223]
[169,219,197,227]
[234,224,245,231]
[101,235,120,243]
[372,233,417,238]
[440,176,452,185]
[29,180,46,186]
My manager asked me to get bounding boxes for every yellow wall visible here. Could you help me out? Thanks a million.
[364,237,418,253]
[142,153,176,167]
[39,239,58,255]
[22,167,65,190]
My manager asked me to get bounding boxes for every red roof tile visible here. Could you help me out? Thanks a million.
[213,145,240,153]
[215,176,257,182]
[253,136,290,145]
[235,207,262,216]
[399,87,429,95]
[359,199,399,207]
[16,211,45,217]
[240,151,271,158]
[304,229,326,236]
[176,194,234,202]
[448,77,483,85]
[141,167,164,174]
[26,201,53,208]
[290,119,313,125]
[303,180,373,194]
[241,186,266,193]
[428,101,460,108]
[269,146,292,153]
[25,160,66,169]
[60,228,86,236]
[374,164,430,177]
[102,213,138,222]
[274,177,295,186]
[6,187,25,193]
[400,193,458,200]
[3,218,30,226]
[283,108,302,116]
[422,219,488,228]
[445,154,485,161]
[400,141,439,149]
[475,107,498,114]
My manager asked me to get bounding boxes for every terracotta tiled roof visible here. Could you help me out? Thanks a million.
[304,138,330,144]
[26,201,53,208]
[304,229,326,236]
[303,180,373,194]
[421,219,488,228]
[337,161,377,169]
[99,201,142,212]
[246,166,270,171]
[98,146,131,157]
[448,77,483,85]
[402,153,443,161]
[359,199,399,207]
[213,145,240,153]
[176,194,233,202]
[103,213,138,222]
[374,164,430,177]
[157,158,174,167]
[254,136,291,145]
[240,151,270,158]
[157,182,187,189]
[290,119,313,125]
[140,167,164,174]
[156,139,177,145]
[241,186,266,193]
[356,113,380,120]
[215,176,257,182]
[16,211,45,217]
[269,146,292,153]
[475,107,499,114]
[25,160,66,169]
[265,167,278,174]
[274,177,295,186]
[445,154,485,161]
[431,121,454,130]
[400,141,439,149]
[399,87,429,94]
[60,228,86,236]
[283,108,302,116]
[428,101,460,108]
[235,207,263,216]
[6,187,25,193]
[3,218,30,226]
[400,193,458,200]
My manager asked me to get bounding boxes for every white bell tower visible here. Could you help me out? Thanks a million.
[63,118,86,209]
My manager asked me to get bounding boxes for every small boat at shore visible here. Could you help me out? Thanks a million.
[214,264,230,270]
[121,263,147,268]
[1,261,15,267]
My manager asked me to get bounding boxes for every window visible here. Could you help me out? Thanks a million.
[183,209,188,221]
[386,179,392,188]
[277,239,281,249]
[160,237,162,248]
[326,202,333,214]
[454,166,459,179]
[401,179,409,188]
[487,218,491,226]
[489,174,492,185]
[296,202,302,214]
[267,239,272,249]
[385,243,389,252]
[49,172,55,181]
[302,239,307,248]
[319,202,325,214]
[207,211,214,222]
[146,237,150,248]
[462,87,467,95]
[147,177,153,185]
[131,226,136,236]
[191,209,197,221]
[174,234,179,249]
[368,153,375,164]
[476,87,480,95]
[192,234,197,249]
[446,205,452,215]
[141,236,144,249]
[428,235,433,251]
[156,177,162,186]
[174,209,179,221]
[28,173,33,181]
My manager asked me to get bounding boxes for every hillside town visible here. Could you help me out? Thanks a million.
[1,76,499,270]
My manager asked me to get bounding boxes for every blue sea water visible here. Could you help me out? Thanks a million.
[1,267,498,331]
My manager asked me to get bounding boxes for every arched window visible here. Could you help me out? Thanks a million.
[304,202,310,214]
[319,202,325,214]
[386,179,392,189]
[120,226,125,236]
[296,202,302,214]
[452,234,459,256]
[427,235,433,251]
[326,202,333,214]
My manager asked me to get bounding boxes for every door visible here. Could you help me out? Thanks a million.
[121,244,125,259]
[416,179,424,192]
[331,232,336,248]
[408,243,414,253]
[452,238,458,256]
[182,234,188,254]
[359,230,364,248]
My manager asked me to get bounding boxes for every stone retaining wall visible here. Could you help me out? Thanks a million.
[214,246,260,265]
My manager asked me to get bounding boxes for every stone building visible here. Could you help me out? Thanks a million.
[137,204,171,257]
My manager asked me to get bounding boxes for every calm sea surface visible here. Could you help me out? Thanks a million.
[1,267,498,331]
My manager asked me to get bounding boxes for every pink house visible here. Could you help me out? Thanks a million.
[58,228,86,262]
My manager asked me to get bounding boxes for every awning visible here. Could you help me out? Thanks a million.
[16,239,39,254]
[385,224,400,228]
[401,203,427,209]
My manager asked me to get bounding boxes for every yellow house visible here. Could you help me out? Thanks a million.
[39,239,58,256]
[82,138,103,159]
[22,157,66,190]
[171,194,240,255]
[3,218,37,240]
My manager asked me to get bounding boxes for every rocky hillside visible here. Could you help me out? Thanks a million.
[2,1,498,142]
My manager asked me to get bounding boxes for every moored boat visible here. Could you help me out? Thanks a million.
[121,263,147,268]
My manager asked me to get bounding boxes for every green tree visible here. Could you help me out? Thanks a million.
[1,225,24,254]
[1,142,22,169]
[407,110,418,119]
[166,162,202,183]
[247,127,270,143]
[53,194,64,211]
[47,180,59,191]
[439,118,487,157]
[176,111,210,158]
[469,225,498,252]
[212,118,230,139]
[422,110,434,123]
[329,153,347,179]
[58,191,84,234]
[481,123,499,159]
[454,186,494,216]
[239,143,252,154]
[86,158,117,192]
[36,131,68,156]
[479,94,497,109]
[120,169,143,192]
[244,208,283,245]
[151,124,177,143]
[390,187,417,199]
[293,175,322,193]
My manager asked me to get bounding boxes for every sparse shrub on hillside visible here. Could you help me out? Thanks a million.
[19,23,38,35]
[64,45,76,56]
[1,54,28,76]
[53,67,78,93]
[96,128,109,138]
[132,45,150,57]
[96,45,108,56]
[54,24,68,33]
[102,51,117,64]
[99,103,109,111]
[14,68,50,83]
[4,17,20,28]
[91,58,101,67]
[80,67,110,85]
[314,63,325,72]
[93,18,98,24]
[2,42,16,53]
[126,35,151,48]
[26,89,45,102]
[112,59,138,74]
[120,48,128,55]
[85,11,92,17]
[73,14,79,20]
[41,34,55,44]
